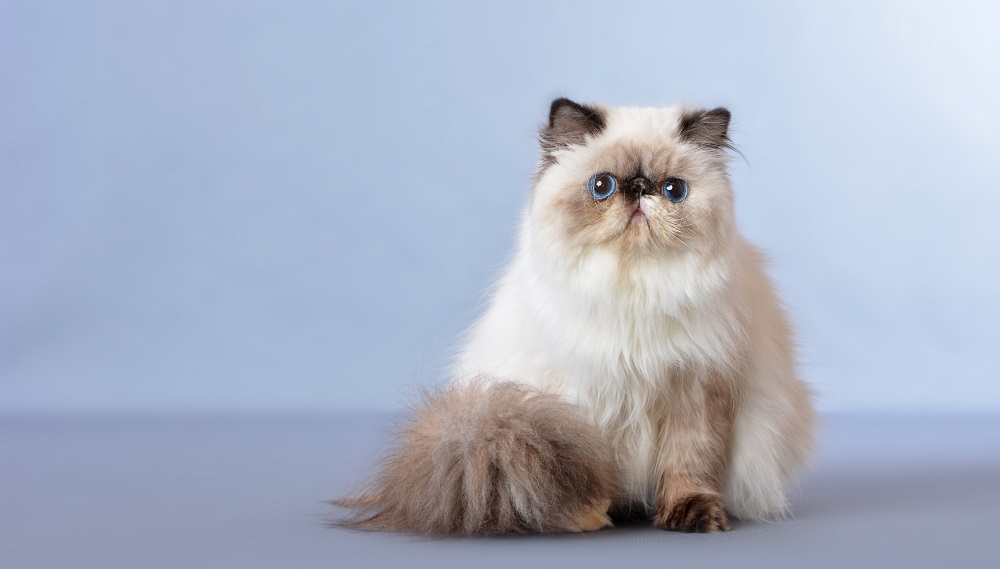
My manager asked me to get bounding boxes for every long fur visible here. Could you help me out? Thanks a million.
[336,99,815,535]
[335,380,620,535]
[455,102,815,522]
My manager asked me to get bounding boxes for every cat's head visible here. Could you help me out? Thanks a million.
[529,98,737,260]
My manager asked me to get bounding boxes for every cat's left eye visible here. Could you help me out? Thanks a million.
[662,178,689,203]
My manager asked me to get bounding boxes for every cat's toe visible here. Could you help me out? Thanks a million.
[569,498,613,532]
[655,493,730,533]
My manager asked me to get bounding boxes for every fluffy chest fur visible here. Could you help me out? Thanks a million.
[457,237,749,502]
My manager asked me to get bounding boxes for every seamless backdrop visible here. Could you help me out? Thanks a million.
[2,0,998,414]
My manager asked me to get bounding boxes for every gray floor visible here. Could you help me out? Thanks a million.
[2,413,998,569]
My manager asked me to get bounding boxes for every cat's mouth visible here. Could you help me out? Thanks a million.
[629,202,648,223]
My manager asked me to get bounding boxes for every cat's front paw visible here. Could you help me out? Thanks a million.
[655,493,730,533]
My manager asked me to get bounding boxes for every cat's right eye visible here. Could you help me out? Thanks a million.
[588,173,617,200]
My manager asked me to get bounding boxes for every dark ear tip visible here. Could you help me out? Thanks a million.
[549,97,580,125]
[540,98,607,160]
[679,106,734,150]
[707,107,731,122]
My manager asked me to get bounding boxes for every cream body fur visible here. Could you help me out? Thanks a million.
[455,103,814,520]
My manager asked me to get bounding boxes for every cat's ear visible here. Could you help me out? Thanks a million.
[679,107,733,152]
[539,98,606,163]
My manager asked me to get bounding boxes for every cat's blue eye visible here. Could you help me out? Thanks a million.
[661,178,688,203]
[588,173,617,200]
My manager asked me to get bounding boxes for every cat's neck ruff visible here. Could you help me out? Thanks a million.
[495,221,748,379]
[520,217,739,320]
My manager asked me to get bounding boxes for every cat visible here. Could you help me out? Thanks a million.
[335,98,815,535]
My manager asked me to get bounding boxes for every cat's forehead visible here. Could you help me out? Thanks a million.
[603,105,687,141]
[579,105,694,176]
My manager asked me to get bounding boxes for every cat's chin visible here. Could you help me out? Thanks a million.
[610,219,696,260]
[613,218,660,255]
[625,214,653,240]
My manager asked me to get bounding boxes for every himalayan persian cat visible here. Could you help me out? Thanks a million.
[336,98,815,535]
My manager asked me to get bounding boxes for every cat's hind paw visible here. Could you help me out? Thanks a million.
[569,499,613,532]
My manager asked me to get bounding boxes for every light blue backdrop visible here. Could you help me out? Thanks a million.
[2,1,998,413]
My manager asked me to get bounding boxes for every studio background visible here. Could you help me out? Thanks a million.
[3,0,998,415]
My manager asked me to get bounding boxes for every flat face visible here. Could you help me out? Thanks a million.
[533,105,735,260]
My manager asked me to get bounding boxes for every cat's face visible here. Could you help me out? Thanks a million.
[530,99,736,260]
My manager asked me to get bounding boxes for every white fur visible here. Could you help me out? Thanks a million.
[453,105,814,519]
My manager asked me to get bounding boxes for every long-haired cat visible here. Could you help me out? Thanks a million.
[335,98,815,535]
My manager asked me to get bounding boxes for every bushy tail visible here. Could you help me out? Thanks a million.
[333,380,620,535]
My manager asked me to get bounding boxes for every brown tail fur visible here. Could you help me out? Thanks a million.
[332,380,620,535]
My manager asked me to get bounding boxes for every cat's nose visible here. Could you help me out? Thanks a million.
[624,176,657,198]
